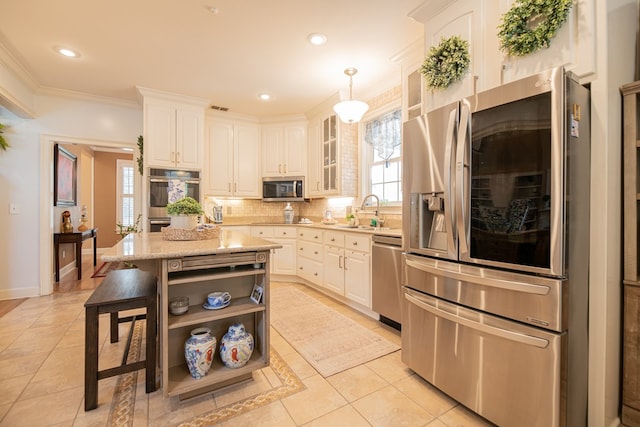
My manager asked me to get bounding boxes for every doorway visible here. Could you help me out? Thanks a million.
[39,135,139,296]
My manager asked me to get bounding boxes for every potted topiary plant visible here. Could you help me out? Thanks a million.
[166,196,204,229]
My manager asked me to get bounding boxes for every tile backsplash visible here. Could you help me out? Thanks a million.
[204,197,402,229]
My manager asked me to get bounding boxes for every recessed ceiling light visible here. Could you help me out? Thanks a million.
[258,93,271,101]
[57,47,79,58]
[307,33,327,46]
[208,6,219,15]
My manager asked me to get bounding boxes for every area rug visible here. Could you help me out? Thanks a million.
[270,286,400,377]
[91,262,124,279]
[91,262,135,278]
[107,319,144,427]
[107,326,305,427]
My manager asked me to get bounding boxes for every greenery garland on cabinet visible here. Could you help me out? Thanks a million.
[136,135,143,175]
[0,123,8,151]
[497,0,573,57]
[421,35,470,90]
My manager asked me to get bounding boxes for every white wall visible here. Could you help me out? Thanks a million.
[0,68,142,299]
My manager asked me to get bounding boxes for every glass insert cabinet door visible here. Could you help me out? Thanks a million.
[322,115,337,192]
[468,92,552,269]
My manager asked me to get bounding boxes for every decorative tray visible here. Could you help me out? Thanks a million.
[161,225,220,241]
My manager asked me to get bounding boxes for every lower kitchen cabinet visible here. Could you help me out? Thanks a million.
[251,226,296,276]
[161,251,270,399]
[297,228,324,286]
[323,230,371,308]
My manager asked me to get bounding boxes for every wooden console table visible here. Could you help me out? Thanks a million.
[54,228,98,282]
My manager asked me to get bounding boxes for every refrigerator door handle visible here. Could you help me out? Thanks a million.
[456,100,471,257]
[404,291,549,348]
[444,108,457,255]
[405,257,550,295]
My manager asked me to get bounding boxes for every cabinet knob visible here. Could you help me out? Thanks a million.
[314,235,318,239]
[314,272,318,276]
[353,242,358,246]
[314,251,318,255]
[299,247,304,251]
[331,238,335,242]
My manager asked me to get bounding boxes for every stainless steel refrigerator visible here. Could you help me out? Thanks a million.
[401,67,590,427]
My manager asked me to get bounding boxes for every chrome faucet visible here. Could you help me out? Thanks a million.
[360,194,380,217]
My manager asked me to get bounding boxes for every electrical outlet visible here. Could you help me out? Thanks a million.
[62,250,66,258]
[9,203,20,214]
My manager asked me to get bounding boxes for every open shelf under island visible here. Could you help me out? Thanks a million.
[101,230,281,399]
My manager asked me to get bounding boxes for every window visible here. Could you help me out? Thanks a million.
[363,108,402,206]
[116,160,135,226]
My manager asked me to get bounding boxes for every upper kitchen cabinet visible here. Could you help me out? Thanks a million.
[497,0,596,84]
[409,0,596,106]
[138,87,209,170]
[392,39,426,122]
[306,118,323,197]
[410,0,500,112]
[261,119,307,177]
[322,114,339,194]
[306,100,357,198]
[203,114,261,198]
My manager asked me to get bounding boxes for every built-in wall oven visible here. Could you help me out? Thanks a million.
[148,168,200,231]
[402,67,590,426]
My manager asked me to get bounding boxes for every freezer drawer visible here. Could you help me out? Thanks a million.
[404,253,567,332]
[401,287,565,427]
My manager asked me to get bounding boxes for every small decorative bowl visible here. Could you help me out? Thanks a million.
[169,296,189,315]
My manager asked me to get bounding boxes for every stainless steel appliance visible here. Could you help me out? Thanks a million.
[402,67,590,427]
[147,168,200,231]
[372,234,403,329]
[262,177,304,202]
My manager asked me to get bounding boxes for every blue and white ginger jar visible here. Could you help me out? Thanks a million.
[219,323,254,369]
[184,327,216,379]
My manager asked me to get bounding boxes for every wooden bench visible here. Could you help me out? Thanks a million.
[84,268,158,411]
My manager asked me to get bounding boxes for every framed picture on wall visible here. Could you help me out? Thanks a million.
[54,144,77,206]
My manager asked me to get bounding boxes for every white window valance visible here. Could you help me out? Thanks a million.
[364,109,401,163]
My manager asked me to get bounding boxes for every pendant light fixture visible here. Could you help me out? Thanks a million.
[333,68,369,124]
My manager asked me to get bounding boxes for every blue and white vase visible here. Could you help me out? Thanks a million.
[184,327,216,379]
[219,323,254,369]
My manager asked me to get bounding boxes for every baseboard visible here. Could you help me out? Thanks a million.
[0,286,40,300]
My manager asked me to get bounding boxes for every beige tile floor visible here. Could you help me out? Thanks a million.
[0,256,494,426]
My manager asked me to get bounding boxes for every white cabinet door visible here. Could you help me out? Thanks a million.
[498,0,595,83]
[145,101,204,169]
[324,245,345,295]
[344,250,371,307]
[204,119,260,198]
[307,119,322,197]
[271,238,297,275]
[175,108,203,169]
[145,102,176,168]
[234,123,261,197]
[261,126,284,177]
[204,121,233,196]
[422,0,488,112]
[283,125,306,176]
[261,123,307,177]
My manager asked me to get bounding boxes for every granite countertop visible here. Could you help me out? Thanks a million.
[102,229,282,262]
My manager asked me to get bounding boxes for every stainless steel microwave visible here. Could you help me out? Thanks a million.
[262,177,304,202]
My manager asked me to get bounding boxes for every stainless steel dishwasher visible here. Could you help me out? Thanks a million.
[372,234,403,329]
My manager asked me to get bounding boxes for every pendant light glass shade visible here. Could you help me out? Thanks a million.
[333,100,369,123]
[333,68,369,123]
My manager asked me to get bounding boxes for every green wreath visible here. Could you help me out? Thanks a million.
[420,35,470,90]
[498,0,573,57]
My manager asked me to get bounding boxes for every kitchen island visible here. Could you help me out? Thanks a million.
[102,230,281,399]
